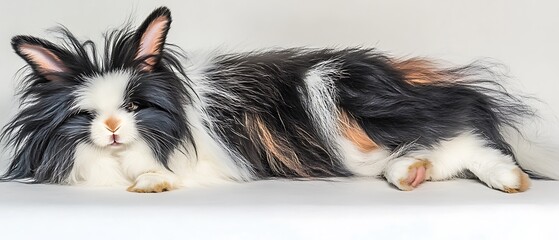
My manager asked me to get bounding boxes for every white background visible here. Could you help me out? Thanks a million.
[1,0,558,167]
[0,2,559,239]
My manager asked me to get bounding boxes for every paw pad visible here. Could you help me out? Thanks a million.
[126,172,177,193]
[502,168,531,193]
[387,158,432,191]
[127,181,173,193]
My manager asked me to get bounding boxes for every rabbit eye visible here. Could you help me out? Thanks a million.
[125,101,139,112]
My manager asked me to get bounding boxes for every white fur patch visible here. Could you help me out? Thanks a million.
[340,129,528,192]
[74,71,140,148]
[299,60,342,145]
[386,132,527,191]
[338,136,392,177]
[414,132,512,181]
[67,143,130,186]
[74,71,131,112]
[69,140,178,188]
[503,125,559,180]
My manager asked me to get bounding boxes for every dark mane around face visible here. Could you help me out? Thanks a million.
[2,7,194,183]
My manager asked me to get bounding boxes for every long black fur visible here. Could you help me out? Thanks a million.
[202,48,530,178]
[2,6,531,183]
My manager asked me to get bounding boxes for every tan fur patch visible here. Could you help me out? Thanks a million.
[398,159,432,190]
[504,168,531,193]
[127,181,173,193]
[104,116,121,132]
[392,58,449,85]
[338,111,378,152]
[408,159,432,171]
[245,114,309,177]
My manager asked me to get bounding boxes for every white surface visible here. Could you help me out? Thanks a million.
[1,1,559,239]
[0,179,558,240]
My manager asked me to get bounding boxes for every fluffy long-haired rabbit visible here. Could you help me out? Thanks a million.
[2,7,557,193]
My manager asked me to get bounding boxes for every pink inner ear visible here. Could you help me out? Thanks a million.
[136,16,169,68]
[19,44,67,74]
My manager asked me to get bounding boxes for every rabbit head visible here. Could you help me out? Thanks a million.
[2,7,192,183]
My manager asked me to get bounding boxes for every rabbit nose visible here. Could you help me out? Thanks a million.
[104,116,121,132]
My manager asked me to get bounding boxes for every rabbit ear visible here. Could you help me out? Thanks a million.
[12,36,70,81]
[135,7,172,72]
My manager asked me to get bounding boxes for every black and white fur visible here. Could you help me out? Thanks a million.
[2,7,556,193]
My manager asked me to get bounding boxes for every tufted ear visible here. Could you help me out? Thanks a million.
[134,6,172,72]
[12,36,70,81]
